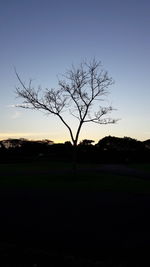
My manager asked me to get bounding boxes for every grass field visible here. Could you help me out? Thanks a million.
[0,161,150,265]
[0,160,150,193]
[130,163,150,172]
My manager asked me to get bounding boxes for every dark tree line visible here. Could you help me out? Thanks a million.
[0,136,150,164]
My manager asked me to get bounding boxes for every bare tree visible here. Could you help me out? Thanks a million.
[15,59,117,161]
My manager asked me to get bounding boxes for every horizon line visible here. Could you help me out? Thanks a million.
[0,133,149,143]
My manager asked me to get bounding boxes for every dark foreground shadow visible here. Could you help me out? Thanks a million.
[0,189,150,265]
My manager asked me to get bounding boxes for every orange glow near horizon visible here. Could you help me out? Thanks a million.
[0,131,148,143]
[0,132,71,143]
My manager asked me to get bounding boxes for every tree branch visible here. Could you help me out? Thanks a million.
[15,59,117,146]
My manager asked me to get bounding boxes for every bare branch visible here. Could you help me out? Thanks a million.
[15,59,117,145]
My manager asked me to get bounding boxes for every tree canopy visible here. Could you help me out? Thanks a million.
[15,59,117,146]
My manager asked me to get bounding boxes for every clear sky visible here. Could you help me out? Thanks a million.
[1,0,150,143]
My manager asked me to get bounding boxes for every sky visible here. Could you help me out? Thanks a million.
[1,0,150,143]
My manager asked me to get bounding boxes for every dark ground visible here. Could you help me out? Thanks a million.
[0,165,150,265]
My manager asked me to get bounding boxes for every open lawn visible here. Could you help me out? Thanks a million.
[0,161,150,192]
[130,163,150,172]
[0,161,150,265]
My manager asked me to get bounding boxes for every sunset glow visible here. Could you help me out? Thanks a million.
[1,0,150,143]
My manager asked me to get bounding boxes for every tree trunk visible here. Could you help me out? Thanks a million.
[72,143,77,175]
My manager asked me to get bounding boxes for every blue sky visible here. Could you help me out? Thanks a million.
[1,0,150,143]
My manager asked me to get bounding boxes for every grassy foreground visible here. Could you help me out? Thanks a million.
[0,160,150,193]
[130,163,150,172]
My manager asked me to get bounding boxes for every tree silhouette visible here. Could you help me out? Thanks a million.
[15,59,117,166]
[79,139,95,146]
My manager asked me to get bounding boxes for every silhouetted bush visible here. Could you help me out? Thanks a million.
[0,136,150,164]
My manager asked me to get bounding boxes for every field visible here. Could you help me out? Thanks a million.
[0,160,150,265]
[0,160,150,192]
